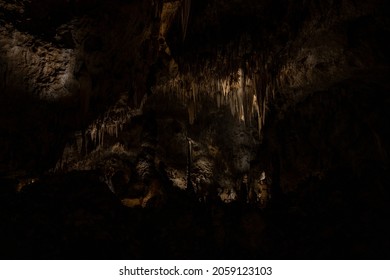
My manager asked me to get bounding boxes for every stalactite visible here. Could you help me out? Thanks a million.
[216,93,221,108]
[229,95,235,116]
[101,123,105,147]
[90,124,97,144]
[188,101,195,124]
[258,114,262,133]
[180,0,191,41]
[86,92,142,149]
[154,42,277,136]
[153,0,163,19]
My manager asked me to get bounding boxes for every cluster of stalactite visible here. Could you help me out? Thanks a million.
[154,38,277,134]
[87,92,143,148]
[180,0,191,40]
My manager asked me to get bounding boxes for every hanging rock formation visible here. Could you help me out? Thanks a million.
[0,0,390,259]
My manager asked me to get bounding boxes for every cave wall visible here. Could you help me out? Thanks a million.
[0,0,165,174]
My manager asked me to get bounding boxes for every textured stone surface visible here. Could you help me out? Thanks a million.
[0,0,163,173]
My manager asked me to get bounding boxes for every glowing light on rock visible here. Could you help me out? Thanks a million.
[86,92,144,149]
[155,60,274,135]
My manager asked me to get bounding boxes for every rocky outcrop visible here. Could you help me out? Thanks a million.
[0,0,159,100]
[0,0,168,174]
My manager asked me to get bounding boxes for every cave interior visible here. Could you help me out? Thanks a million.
[1,0,390,259]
